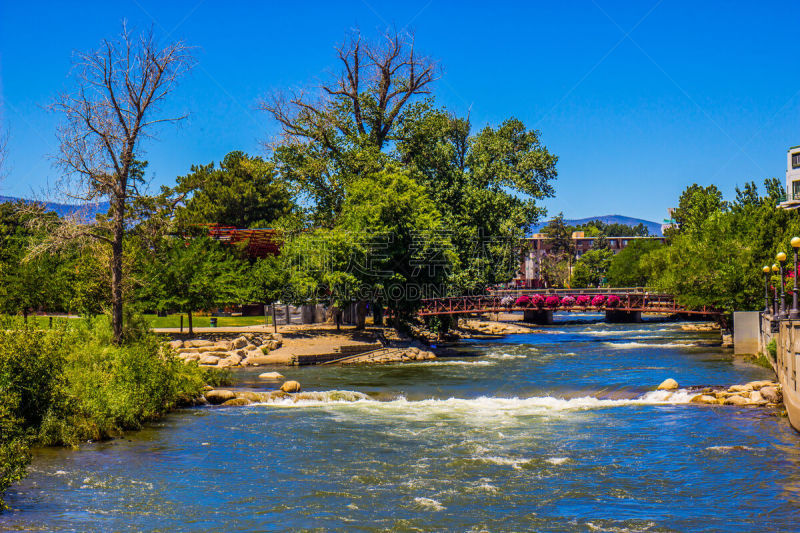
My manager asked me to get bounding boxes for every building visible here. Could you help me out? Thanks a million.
[779,145,800,209]
[516,232,666,287]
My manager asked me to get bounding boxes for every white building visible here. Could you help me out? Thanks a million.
[779,145,800,209]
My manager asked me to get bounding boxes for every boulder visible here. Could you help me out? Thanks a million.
[746,380,775,390]
[760,386,782,403]
[280,380,302,393]
[691,394,717,404]
[748,390,767,404]
[198,354,221,365]
[168,340,183,350]
[259,372,285,380]
[181,353,200,362]
[271,333,283,343]
[184,339,215,348]
[728,384,753,393]
[235,391,266,402]
[222,398,252,407]
[724,395,749,406]
[251,337,263,347]
[232,336,249,350]
[205,389,236,405]
[218,354,242,368]
[657,378,679,391]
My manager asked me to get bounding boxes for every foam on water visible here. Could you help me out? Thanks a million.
[603,341,698,349]
[250,388,699,413]
[484,353,527,360]
[413,497,445,511]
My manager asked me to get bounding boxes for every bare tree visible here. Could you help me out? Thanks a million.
[53,24,193,344]
[261,28,438,150]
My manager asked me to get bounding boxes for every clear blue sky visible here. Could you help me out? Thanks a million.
[1,1,799,222]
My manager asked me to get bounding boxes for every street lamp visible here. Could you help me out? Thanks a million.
[791,237,800,319]
[778,252,788,317]
[764,265,772,314]
[773,263,780,316]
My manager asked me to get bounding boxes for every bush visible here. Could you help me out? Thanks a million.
[591,295,606,307]
[530,294,545,307]
[561,296,576,307]
[767,339,777,361]
[606,295,621,308]
[576,295,591,307]
[0,320,68,510]
[0,315,212,508]
[545,295,561,308]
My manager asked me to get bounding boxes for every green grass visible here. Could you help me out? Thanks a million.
[143,314,271,329]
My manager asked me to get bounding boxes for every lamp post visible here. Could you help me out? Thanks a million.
[773,264,780,316]
[791,237,800,319]
[764,265,772,314]
[778,252,788,318]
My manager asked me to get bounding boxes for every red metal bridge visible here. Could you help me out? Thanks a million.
[417,289,721,319]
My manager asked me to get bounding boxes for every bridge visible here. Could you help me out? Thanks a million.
[417,289,721,325]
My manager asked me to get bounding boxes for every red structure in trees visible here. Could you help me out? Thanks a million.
[207,225,281,258]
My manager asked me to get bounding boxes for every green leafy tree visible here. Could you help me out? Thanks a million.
[571,248,614,288]
[176,151,296,229]
[606,239,663,287]
[143,236,244,334]
[669,184,726,236]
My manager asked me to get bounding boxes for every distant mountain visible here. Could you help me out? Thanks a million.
[530,214,664,237]
[0,195,109,220]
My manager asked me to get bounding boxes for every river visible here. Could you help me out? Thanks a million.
[2,315,800,532]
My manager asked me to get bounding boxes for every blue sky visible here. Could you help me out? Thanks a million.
[1,1,799,223]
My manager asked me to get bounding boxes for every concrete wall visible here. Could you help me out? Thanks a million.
[733,311,760,355]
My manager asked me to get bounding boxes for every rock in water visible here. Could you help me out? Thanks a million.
[657,378,679,390]
[691,394,717,404]
[760,386,782,403]
[222,398,252,407]
[259,372,284,380]
[280,380,302,393]
[724,395,749,406]
[205,389,236,405]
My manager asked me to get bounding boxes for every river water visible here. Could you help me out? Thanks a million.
[3,315,800,532]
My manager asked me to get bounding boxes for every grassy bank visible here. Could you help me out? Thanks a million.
[0,316,224,509]
[143,314,271,329]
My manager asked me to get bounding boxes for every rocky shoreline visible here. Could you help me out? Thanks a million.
[657,378,783,407]
[168,333,284,368]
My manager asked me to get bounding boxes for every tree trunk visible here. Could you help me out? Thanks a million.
[187,309,194,335]
[372,301,384,326]
[271,303,278,333]
[354,300,368,330]
[110,196,125,344]
[22,309,28,323]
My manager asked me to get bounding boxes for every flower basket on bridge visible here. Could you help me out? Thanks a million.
[515,295,531,307]
[576,295,591,307]
[545,295,561,308]
[561,296,576,307]
[606,295,621,308]
[530,294,545,308]
[500,296,515,307]
[591,295,606,307]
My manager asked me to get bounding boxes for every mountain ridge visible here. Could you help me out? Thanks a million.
[530,214,663,237]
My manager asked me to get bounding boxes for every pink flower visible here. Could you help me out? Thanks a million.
[576,295,591,307]
[545,295,561,308]
[606,295,621,308]
[561,296,576,307]
[515,295,531,307]
[530,294,545,307]
[591,295,606,307]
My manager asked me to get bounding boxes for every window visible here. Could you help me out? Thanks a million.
[793,180,800,201]
[793,152,800,169]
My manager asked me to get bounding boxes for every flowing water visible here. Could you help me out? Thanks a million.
[3,315,800,532]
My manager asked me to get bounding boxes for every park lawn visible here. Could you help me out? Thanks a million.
[143,314,271,329]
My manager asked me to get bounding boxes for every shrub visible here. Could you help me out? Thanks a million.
[0,320,68,510]
[591,295,606,307]
[561,296,576,307]
[530,294,545,307]
[576,295,591,307]
[545,295,561,308]
[767,339,777,361]
[514,295,531,307]
[606,295,621,308]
